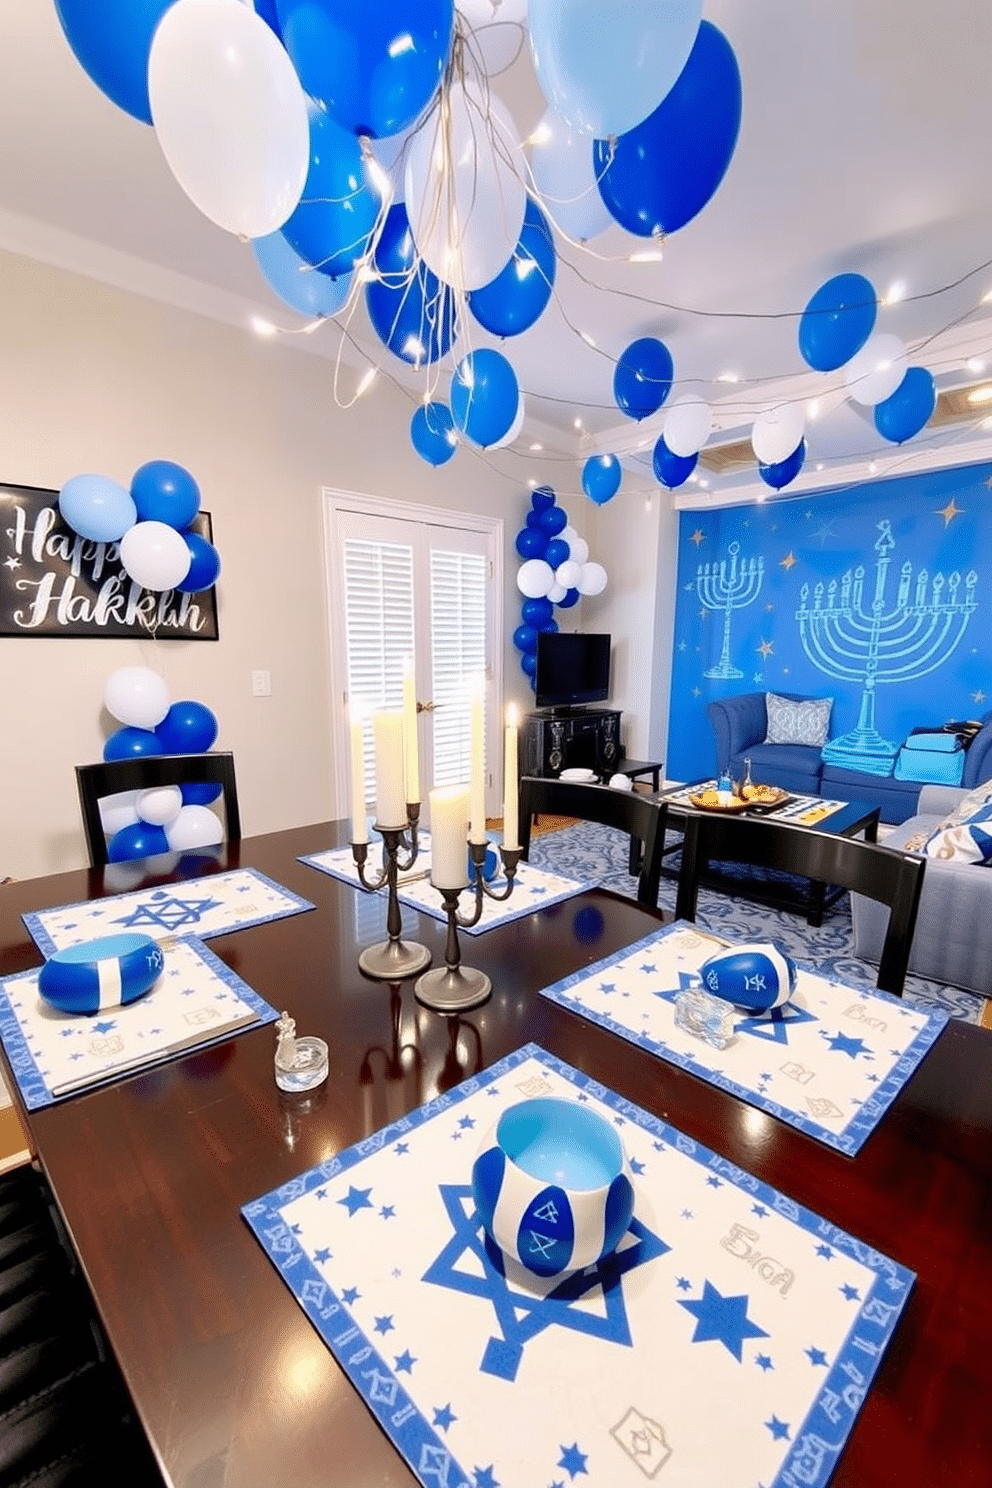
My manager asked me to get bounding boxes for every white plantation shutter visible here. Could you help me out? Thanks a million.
[342,537,416,803]
[430,547,488,787]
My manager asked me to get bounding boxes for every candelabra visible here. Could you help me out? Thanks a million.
[414,840,522,1012]
[797,520,978,773]
[697,541,764,680]
[351,804,432,980]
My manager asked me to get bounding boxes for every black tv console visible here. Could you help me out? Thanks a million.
[521,708,622,778]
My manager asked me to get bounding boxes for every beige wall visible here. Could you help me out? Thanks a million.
[0,250,589,880]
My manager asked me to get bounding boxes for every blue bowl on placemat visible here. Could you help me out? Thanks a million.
[38,933,164,1015]
[471,1097,635,1278]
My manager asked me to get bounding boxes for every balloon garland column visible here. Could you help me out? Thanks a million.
[512,486,608,689]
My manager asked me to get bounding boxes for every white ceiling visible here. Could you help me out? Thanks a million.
[3,2,992,504]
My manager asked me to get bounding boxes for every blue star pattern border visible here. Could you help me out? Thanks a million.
[0,935,277,1109]
[22,868,314,957]
[243,1043,914,1488]
[538,923,947,1155]
[302,839,594,935]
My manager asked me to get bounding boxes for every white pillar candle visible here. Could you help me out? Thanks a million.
[372,711,407,828]
[503,703,519,850]
[469,679,486,844]
[350,707,368,844]
[429,785,470,890]
[402,665,420,807]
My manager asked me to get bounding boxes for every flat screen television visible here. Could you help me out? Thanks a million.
[534,631,611,710]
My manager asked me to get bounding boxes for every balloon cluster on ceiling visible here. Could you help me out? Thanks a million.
[57,459,221,594]
[513,485,606,686]
[53,1,743,488]
[99,665,224,860]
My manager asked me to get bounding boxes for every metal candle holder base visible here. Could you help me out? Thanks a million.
[414,840,522,1013]
[352,805,432,981]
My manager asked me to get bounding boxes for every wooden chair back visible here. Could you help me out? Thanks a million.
[518,776,668,908]
[75,752,241,869]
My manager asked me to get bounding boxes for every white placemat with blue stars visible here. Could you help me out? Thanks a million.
[242,1042,913,1488]
[22,868,314,956]
[0,935,278,1108]
[301,838,594,935]
[539,923,947,1155]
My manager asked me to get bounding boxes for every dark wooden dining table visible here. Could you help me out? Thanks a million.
[0,820,990,1488]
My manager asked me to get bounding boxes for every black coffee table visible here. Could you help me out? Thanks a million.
[655,785,881,927]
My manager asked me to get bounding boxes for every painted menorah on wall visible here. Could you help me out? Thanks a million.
[696,541,764,679]
[797,520,978,773]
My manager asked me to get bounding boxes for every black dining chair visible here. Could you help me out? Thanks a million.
[674,812,926,996]
[518,775,668,909]
[75,751,241,869]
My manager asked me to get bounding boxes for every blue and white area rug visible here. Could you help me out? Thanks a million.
[539,923,946,1154]
[244,1044,912,1488]
[23,868,314,956]
[527,822,984,1026]
[302,838,592,935]
[0,935,277,1108]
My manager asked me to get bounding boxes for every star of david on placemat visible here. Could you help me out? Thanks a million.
[114,889,224,932]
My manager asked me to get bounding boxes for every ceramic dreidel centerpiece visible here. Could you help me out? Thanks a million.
[471,1097,635,1279]
[699,941,797,1014]
[38,933,164,1014]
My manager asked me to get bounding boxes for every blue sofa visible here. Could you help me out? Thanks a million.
[707,692,992,825]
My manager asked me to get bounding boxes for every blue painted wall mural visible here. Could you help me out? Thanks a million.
[667,460,992,782]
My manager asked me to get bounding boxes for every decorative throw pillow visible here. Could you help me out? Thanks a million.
[764,693,832,748]
[938,777,992,830]
[923,798,992,864]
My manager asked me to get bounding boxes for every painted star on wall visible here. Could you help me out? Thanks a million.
[935,498,964,526]
[756,640,774,658]
[973,690,987,704]
[779,552,797,571]
[690,529,706,547]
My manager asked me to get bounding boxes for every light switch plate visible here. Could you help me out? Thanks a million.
[252,670,272,697]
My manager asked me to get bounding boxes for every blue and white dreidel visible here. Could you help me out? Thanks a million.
[699,941,797,1014]
[38,933,165,1015]
[471,1097,635,1279]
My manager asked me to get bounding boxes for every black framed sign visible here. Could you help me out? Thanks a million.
[0,483,219,640]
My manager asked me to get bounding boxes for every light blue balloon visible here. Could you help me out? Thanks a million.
[582,455,622,505]
[58,474,136,543]
[529,0,703,138]
[450,350,519,449]
[253,231,352,318]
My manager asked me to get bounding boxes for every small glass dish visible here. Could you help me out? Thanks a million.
[274,1011,329,1093]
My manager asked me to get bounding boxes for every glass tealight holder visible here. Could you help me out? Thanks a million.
[273,1010,329,1094]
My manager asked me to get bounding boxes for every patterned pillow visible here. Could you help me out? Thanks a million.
[764,693,832,748]
[924,799,992,864]
[938,777,992,830]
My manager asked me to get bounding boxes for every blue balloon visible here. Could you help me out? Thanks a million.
[873,367,937,444]
[175,533,221,594]
[254,0,282,33]
[58,474,136,543]
[131,461,200,529]
[515,527,548,559]
[521,651,538,678]
[253,231,352,318]
[513,623,538,653]
[53,0,173,124]
[411,402,457,466]
[282,107,383,279]
[366,203,458,366]
[613,338,674,420]
[181,781,223,806]
[156,701,218,755]
[107,822,170,863]
[103,727,164,763]
[759,439,807,490]
[595,22,742,237]
[467,199,557,338]
[539,617,559,634]
[531,486,557,511]
[525,510,544,529]
[798,273,877,373]
[582,455,622,504]
[450,350,520,449]
[521,597,554,626]
[652,435,698,488]
[558,587,581,609]
[539,506,568,536]
[544,538,570,569]
[468,845,499,883]
[275,0,454,138]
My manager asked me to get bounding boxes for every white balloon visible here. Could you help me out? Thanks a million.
[149,0,309,238]
[457,0,527,75]
[165,804,224,851]
[99,791,141,838]
[405,79,526,291]
[576,561,608,596]
[555,559,582,588]
[751,404,806,466]
[104,667,171,729]
[547,581,568,602]
[516,558,555,598]
[561,524,579,550]
[568,535,589,565]
[664,394,712,458]
[137,786,183,827]
[120,521,192,592]
[608,773,633,791]
[529,105,614,243]
[845,333,908,406]
[490,392,525,448]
